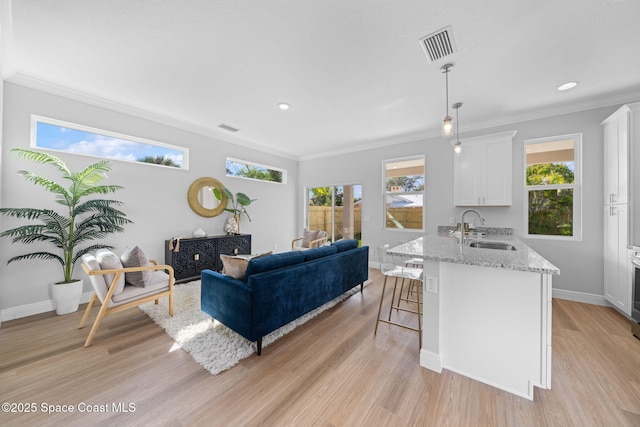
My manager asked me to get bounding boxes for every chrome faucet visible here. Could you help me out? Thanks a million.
[459,209,486,245]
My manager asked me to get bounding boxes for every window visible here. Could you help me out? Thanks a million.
[383,156,425,231]
[306,184,362,244]
[525,134,581,239]
[226,157,286,184]
[31,115,188,169]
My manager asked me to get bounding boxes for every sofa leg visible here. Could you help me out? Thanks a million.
[360,282,363,293]
[257,338,263,356]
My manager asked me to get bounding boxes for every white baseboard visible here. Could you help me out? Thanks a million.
[0,283,616,323]
[551,288,611,306]
[0,291,93,322]
[420,349,443,373]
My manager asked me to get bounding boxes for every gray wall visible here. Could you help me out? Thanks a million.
[299,105,620,299]
[0,83,298,316]
[0,79,624,317]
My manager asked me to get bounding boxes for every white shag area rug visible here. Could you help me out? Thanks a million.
[139,280,368,375]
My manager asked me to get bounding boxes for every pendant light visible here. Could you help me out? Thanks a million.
[451,102,462,154]
[441,63,454,137]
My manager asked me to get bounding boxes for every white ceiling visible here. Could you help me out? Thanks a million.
[1,0,640,160]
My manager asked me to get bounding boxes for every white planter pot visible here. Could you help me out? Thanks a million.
[51,279,83,315]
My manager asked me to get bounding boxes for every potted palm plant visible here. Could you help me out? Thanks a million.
[213,186,256,234]
[0,149,132,314]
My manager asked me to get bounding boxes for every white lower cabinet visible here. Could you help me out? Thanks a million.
[604,204,631,315]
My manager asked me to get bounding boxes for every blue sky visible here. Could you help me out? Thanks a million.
[35,122,184,167]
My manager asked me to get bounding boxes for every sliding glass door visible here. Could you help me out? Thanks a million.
[306,184,362,245]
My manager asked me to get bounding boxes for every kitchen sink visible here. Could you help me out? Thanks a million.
[468,241,516,251]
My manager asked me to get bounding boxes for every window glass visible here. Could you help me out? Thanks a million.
[384,157,425,230]
[525,135,580,238]
[226,157,286,184]
[307,185,362,245]
[32,115,187,169]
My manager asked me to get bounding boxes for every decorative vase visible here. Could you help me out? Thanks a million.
[224,217,239,235]
[193,227,206,238]
[234,213,241,234]
[51,279,83,315]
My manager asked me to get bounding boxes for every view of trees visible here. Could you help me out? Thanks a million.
[309,187,343,206]
[138,155,180,167]
[226,160,283,183]
[527,163,574,236]
[385,176,424,192]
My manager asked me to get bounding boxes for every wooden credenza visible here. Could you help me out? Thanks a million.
[165,234,251,283]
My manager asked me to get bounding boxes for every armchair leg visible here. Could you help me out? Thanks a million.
[84,302,109,347]
[169,293,174,317]
[78,294,98,329]
[256,338,263,356]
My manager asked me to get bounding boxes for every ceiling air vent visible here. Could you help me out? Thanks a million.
[419,26,457,63]
[218,124,239,133]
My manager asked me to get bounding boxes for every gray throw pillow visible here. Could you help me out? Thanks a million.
[301,229,320,248]
[120,246,152,287]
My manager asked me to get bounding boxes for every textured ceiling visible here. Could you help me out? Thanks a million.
[2,0,640,160]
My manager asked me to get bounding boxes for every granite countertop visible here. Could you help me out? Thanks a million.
[388,231,560,275]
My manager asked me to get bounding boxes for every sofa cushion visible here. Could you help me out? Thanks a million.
[332,239,358,253]
[220,251,272,280]
[243,251,305,281]
[302,245,338,261]
[96,249,125,295]
[120,246,152,287]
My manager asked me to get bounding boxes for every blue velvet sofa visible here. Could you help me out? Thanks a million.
[201,240,369,355]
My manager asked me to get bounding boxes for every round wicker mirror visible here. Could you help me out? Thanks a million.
[187,177,228,217]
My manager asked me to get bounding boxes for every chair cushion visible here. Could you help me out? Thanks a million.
[96,249,125,295]
[81,253,110,304]
[120,246,152,287]
[301,228,320,248]
[111,271,170,305]
[220,251,272,280]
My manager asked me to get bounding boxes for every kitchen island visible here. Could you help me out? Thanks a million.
[388,231,559,400]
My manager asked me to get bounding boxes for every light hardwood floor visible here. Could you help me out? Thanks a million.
[2,268,640,426]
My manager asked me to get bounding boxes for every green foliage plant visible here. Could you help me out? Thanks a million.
[213,186,256,222]
[0,149,133,283]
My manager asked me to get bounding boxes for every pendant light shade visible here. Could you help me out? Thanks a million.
[451,102,462,154]
[441,63,454,137]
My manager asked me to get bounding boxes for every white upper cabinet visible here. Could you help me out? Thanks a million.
[602,106,629,205]
[453,131,517,206]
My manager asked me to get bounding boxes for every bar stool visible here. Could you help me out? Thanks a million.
[374,244,423,347]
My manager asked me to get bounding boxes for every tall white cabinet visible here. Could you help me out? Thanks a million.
[453,131,517,206]
[601,103,639,316]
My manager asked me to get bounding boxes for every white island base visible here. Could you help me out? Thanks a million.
[420,261,553,400]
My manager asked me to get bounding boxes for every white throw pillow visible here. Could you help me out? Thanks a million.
[96,249,126,295]
[220,251,272,280]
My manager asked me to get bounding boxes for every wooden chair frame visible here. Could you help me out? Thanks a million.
[291,235,328,250]
[78,260,175,347]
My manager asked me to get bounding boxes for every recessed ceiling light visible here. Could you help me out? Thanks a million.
[557,81,578,91]
[278,103,290,110]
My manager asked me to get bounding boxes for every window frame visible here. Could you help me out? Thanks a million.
[382,155,425,232]
[226,157,287,184]
[304,184,363,243]
[30,115,189,170]
[524,133,582,241]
